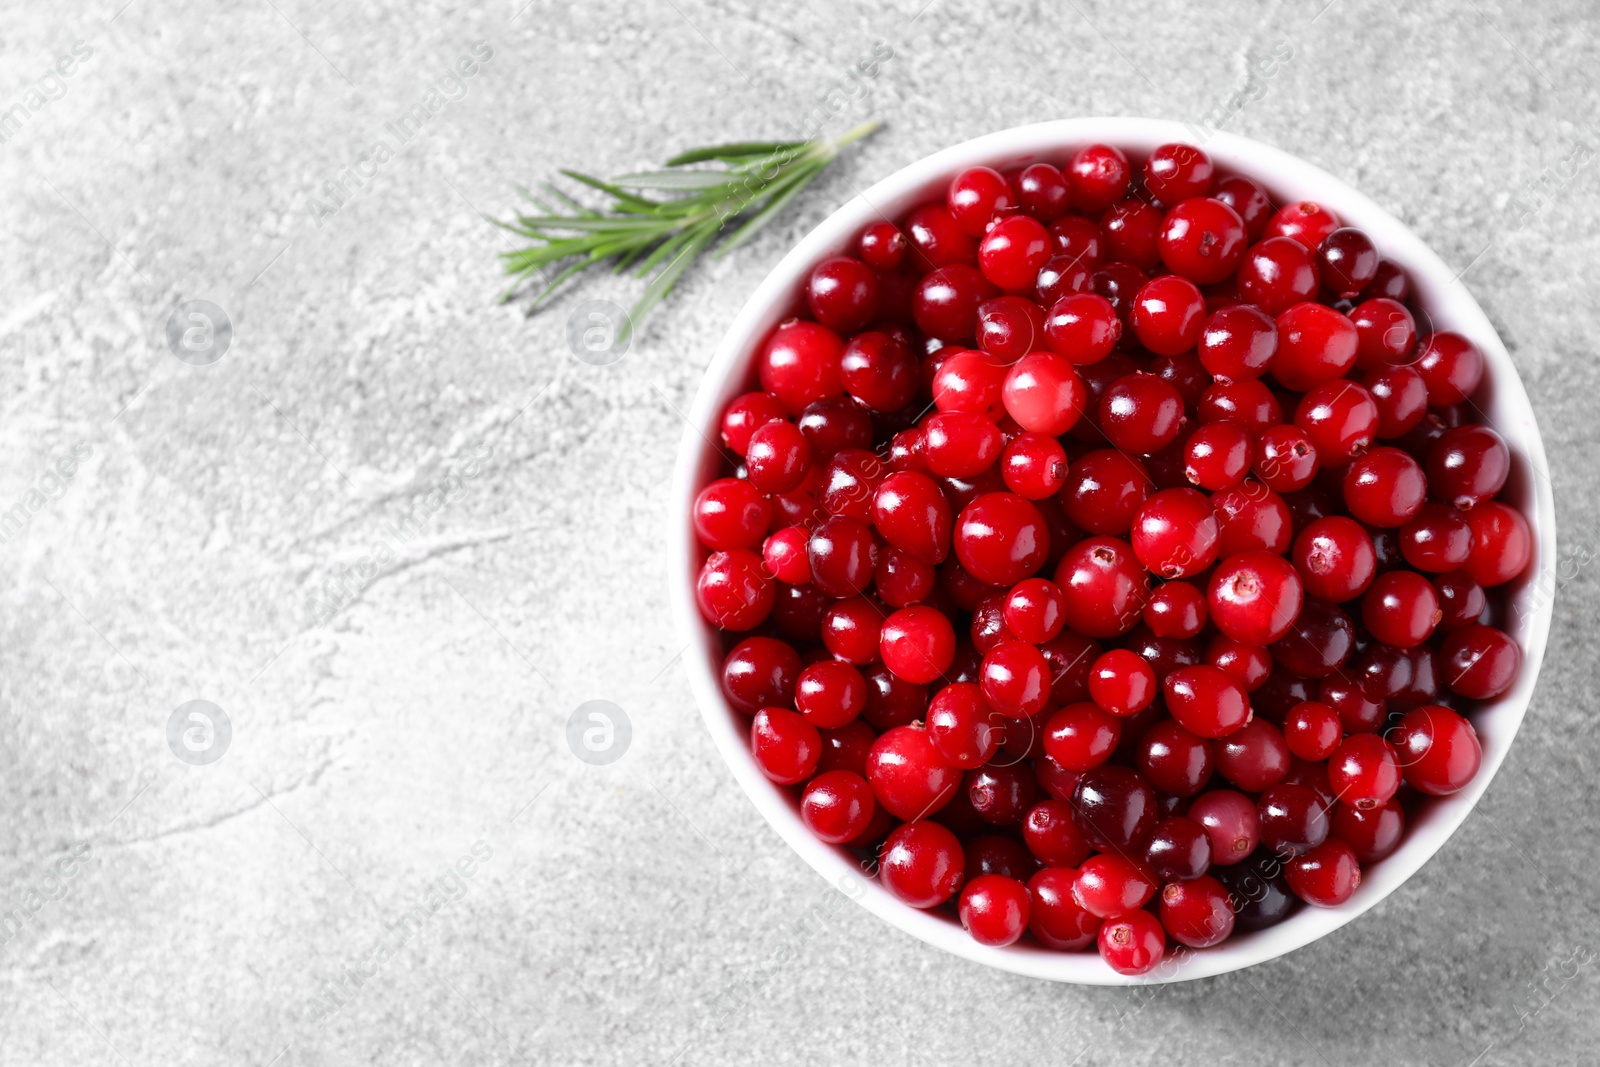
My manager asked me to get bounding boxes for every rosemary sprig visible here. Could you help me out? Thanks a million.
[494,120,881,340]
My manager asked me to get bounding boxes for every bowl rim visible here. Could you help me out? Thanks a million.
[666,117,1557,985]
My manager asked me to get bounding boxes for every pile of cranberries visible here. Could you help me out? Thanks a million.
[692,141,1530,975]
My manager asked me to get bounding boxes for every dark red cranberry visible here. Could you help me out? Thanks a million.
[858,221,908,272]
[806,255,879,333]
[1414,332,1484,405]
[1236,237,1318,315]
[1072,764,1157,851]
[1054,536,1151,638]
[1343,447,1427,527]
[1439,624,1521,699]
[913,264,997,342]
[905,203,977,268]
[1331,798,1404,863]
[1058,450,1153,534]
[1028,868,1101,949]
[976,295,1048,363]
[1188,789,1259,866]
[1144,142,1214,204]
[1067,143,1132,212]
[1271,598,1355,679]
[1463,501,1531,587]
[1316,228,1379,298]
[1102,199,1163,268]
[1256,783,1330,856]
[1016,162,1070,220]
[1427,425,1510,511]
[1285,840,1360,907]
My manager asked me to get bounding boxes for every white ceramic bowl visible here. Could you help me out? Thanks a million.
[668,118,1555,984]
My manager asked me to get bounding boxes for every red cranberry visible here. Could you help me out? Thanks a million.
[1350,297,1416,367]
[1285,840,1360,907]
[1272,302,1359,390]
[1004,577,1066,644]
[1072,854,1156,919]
[720,391,787,454]
[873,471,953,564]
[1427,425,1509,511]
[879,605,956,685]
[1316,228,1379,298]
[1209,551,1304,645]
[1072,764,1157,851]
[1256,783,1330,856]
[1163,664,1252,739]
[959,874,1031,946]
[1237,237,1318,315]
[1058,450,1153,534]
[875,547,935,607]
[858,221,908,271]
[693,477,771,551]
[1266,200,1340,249]
[1161,875,1236,949]
[880,820,965,908]
[806,514,876,597]
[1098,909,1166,976]
[906,203,977,268]
[1206,635,1273,693]
[1035,253,1094,306]
[921,411,1004,479]
[1016,162,1070,220]
[1054,536,1151,638]
[979,215,1052,292]
[1253,424,1320,493]
[1434,570,1489,631]
[822,596,885,664]
[1292,515,1377,602]
[1043,702,1121,771]
[914,264,996,342]
[1136,720,1214,797]
[750,707,820,784]
[1099,373,1186,454]
[947,166,1015,237]
[759,320,844,414]
[745,419,811,494]
[954,492,1049,586]
[1087,648,1157,718]
[801,770,875,843]
[697,550,774,630]
[1144,815,1212,881]
[1284,700,1341,760]
[1389,704,1482,795]
[1023,800,1092,868]
[1295,381,1379,460]
[1002,352,1087,435]
[1002,433,1070,500]
[1327,733,1401,810]
[1331,798,1404,862]
[1028,868,1101,949]
[1145,142,1214,203]
[980,640,1052,719]
[1144,580,1207,638]
[1184,423,1252,491]
[1131,274,1207,356]
[866,724,960,820]
[1131,488,1219,579]
[1463,501,1531,586]
[1160,197,1247,284]
[806,255,879,333]
[1044,292,1122,364]
[1414,332,1484,405]
[1213,175,1274,239]
[721,637,800,714]
[1216,718,1292,791]
[1361,569,1441,648]
[1067,143,1132,212]
[1188,789,1259,866]
[1439,624,1521,699]
[1102,199,1163,268]
[1343,447,1427,527]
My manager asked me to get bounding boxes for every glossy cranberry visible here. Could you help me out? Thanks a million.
[1253,424,1320,493]
[1414,332,1484,405]
[1361,570,1440,648]
[1042,702,1121,771]
[878,605,956,685]
[921,411,1004,479]
[913,264,996,342]
[1047,214,1106,266]
[905,203,977,268]
[1182,423,1251,491]
[1028,868,1102,949]
[762,526,812,584]
[803,514,874,597]
[866,724,960,821]
[1347,641,1413,703]
[1067,143,1132,212]
[1324,733,1400,811]
[1143,580,1207,639]
[770,581,827,642]
[805,255,879,334]
[1359,259,1410,302]
[1212,851,1296,928]
[1072,765,1157,851]
[1209,551,1304,645]
[1101,199,1163,268]
[858,221,908,271]
[1058,450,1153,535]
[720,391,787,454]
[1463,501,1531,586]
[979,214,1052,292]
[1160,875,1236,949]
[1350,297,1417,367]
[1344,447,1427,527]
[1427,425,1509,511]
[1054,536,1151,638]
[1073,854,1157,919]
[1236,237,1319,315]
[721,637,800,714]
[1144,142,1213,203]
[1213,718,1291,792]
[1266,200,1340,249]
[1090,262,1149,341]
[692,477,771,551]
[952,492,1049,587]
[870,470,952,565]
[1210,175,1272,238]
[817,719,876,776]
[1193,306,1274,385]
[1014,161,1070,221]
[1271,598,1355,678]
[1099,374,1186,455]
[880,820,965,908]
[1035,252,1094,306]
[947,165,1015,236]
[800,770,875,843]
[697,550,774,630]
[1213,481,1294,556]
[790,661,863,730]
[1022,800,1092,868]
[1429,574,1484,637]
[1319,677,1383,735]
[1315,228,1378,298]
[750,707,820,784]
[1044,292,1122,364]
[1160,664,1250,739]
[1398,503,1472,572]
[1282,700,1341,760]
[970,593,1009,654]
[1127,274,1203,356]
[959,874,1031,946]
[1081,650,1153,719]
[1141,816,1210,883]
[963,761,1036,827]
[1002,351,1087,435]
[821,596,884,664]
[1127,488,1217,579]
[1098,909,1165,976]
[1130,721,1209,799]
[1159,197,1247,285]
[931,350,1006,419]
[1001,433,1070,500]
[1439,624,1521,700]
[875,547,935,607]
[1324,799,1401,870]
[759,320,844,415]
[1388,704,1481,796]
[1188,789,1259,866]
[745,419,810,494]
[1256,783,1329,856]
[1295,381,1379,461]
[818,448,887,521]
[1285,839,1360,907]
[1206,636,1273,693]
[1272,302,1359,390]
[861,662,928,731]
[1292,516,1377,602]
[997,579,1061,646]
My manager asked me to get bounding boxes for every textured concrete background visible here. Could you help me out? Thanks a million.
[1,0,1597,1063]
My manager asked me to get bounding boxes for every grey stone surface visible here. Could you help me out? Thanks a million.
[1,0,1597,1063]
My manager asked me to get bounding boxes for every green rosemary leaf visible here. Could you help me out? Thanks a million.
[495,119,880,335]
